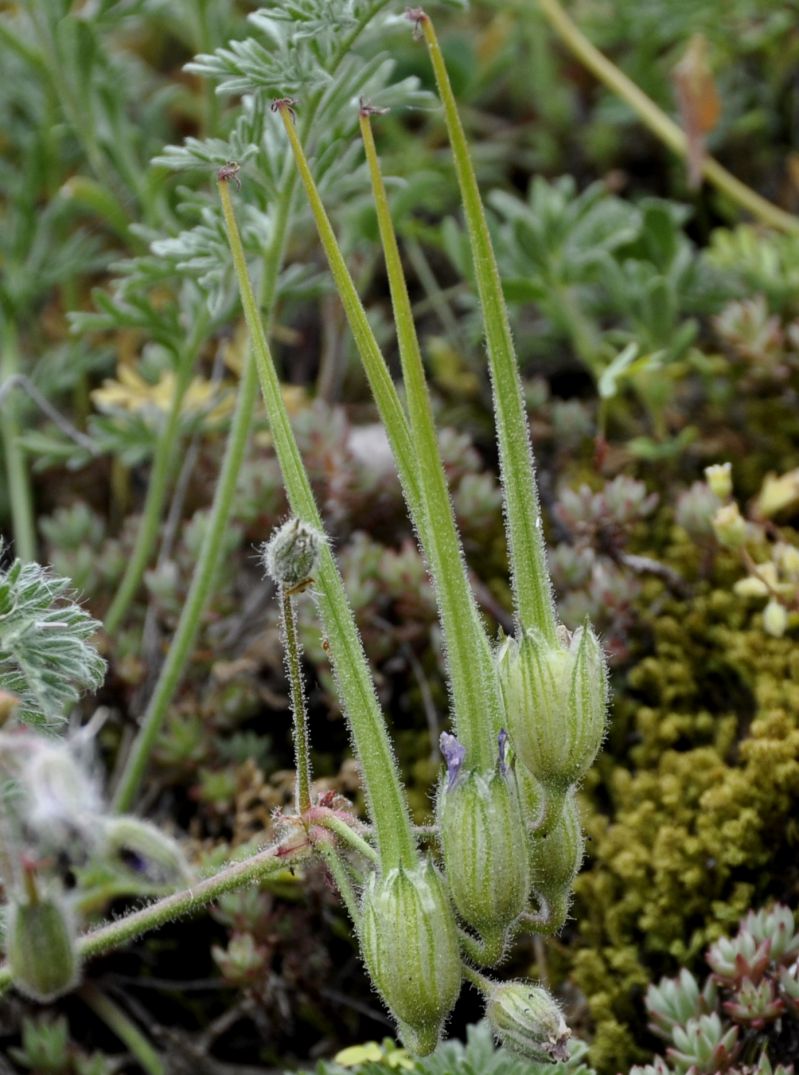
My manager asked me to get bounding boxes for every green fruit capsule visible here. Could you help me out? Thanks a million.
[359,860,461,1055]
[529,789,584,929]
[437,732,530,959]
[486,980,570,1062]
[497,624,607,792]
[7,889,79,1003]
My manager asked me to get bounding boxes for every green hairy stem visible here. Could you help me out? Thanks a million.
[280,100,500,765]
[218,174,417,872]
[358,109,500,764]
[281,586,313,814]
[111,352,261,813]
[104,310,210,635]
[418,12,558,642]
[0,842,306,996]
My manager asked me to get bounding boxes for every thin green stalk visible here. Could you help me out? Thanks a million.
[104,312,209,635]
[535,0,799,236]
[1,321,36,561]
[316,840,361,924]
[458,926,506,968]
[317,813,379,865]
[112,351,259,812]
[281,588,312,814]
[518,897,568,937]
[218,176,416,872]
[80,983,165,1075]
[274,104,423,531]
[76,881,174,918]
[461,962,492,994]
[418,13,557,642]
[359,110,499,765]
[0,842,305,995]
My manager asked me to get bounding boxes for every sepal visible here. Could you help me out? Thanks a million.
[7,885,80,1003]
[485,979,570,1062]
[437,734,530,956]
[497,623,607,791]
[359,859,461,1055]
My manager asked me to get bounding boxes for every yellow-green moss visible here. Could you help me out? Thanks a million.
[572,587,799,1072]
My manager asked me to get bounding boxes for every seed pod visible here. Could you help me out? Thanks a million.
[7,887,80,1002]
[497,624,607,792]
[359,859,461,1054]
[262,518,324,590]
[529,790,584,916]
[437,733,530,957]
[486,979,570,1062]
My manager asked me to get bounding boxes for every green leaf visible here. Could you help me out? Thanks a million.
[597,342,640,400]
[0,548,105,730]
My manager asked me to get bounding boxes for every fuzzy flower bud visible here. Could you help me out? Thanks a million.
[529,790,584,907]
[763,598,788,638]
[712,502,747,549]
[497,625,607,792]
[704,463,733,501]
[359,860,461,1055]
[436,732,530,956]
[7,886,80,1002]
[262,518,324,590]
[486,980,570,1062]
[1,732,104,855]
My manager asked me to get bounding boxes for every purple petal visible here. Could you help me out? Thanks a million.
[498,729,509,775]
[440,731,466,789]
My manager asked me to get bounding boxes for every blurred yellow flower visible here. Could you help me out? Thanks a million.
[91,366,234,422]
[333,1042,413,1069]
[754,468,799,520]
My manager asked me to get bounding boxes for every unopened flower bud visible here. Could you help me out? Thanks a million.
[712,502,747,549]
[262,518,324,590]
[437,732,530,956]
[13,734,103,854]
[704,463,732,501]
[776,542,799,578]
[497,625,607,792]
[359,860,461,1054]
[7,886,80,1002]
[486,980,570,1062]
[529,790,584,908]
[763,598,788,638]
[733,576,769,598]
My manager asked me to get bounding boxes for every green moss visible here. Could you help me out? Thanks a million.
[571,587,799,1072]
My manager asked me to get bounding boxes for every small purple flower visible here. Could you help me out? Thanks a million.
[440,732,466,789]
[498,729,509,776]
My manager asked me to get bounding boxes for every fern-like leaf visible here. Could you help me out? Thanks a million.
[0,546,106,730]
